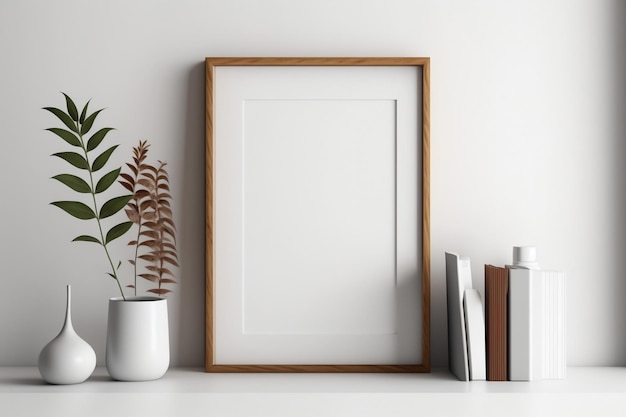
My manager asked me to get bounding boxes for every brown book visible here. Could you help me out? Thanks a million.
[484,265,509,381]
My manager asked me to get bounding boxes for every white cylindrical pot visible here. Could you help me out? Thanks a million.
[105,296,169,381]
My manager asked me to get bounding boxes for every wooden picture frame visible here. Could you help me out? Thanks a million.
[205,57,430,372]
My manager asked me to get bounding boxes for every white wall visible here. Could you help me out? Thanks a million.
[0,0,623,368]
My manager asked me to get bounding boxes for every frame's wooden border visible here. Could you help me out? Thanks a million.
[205,57,430,373]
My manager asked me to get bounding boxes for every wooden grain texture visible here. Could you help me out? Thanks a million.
[206,364,429,373]
[205,60,215,371]
[206,57,430,67]
[485,265,509,381]
[205,57,430,373]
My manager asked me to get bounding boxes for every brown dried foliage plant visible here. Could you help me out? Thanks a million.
[119,140,179,296]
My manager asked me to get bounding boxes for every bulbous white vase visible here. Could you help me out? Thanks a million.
[38,285,96,384]
[105,296,169,381]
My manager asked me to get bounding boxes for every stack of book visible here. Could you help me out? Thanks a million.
[446,247,566,382]
[445,252,486,381]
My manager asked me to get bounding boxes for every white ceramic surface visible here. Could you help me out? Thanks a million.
[105,296,169,381]
[511,246,541,269]
[38,285,96,384]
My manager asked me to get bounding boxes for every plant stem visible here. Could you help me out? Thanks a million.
[77,122,126,300]
[129,151,143,297]
[157,214,163,293]
[132,222,142,296]
[156,173,164,293]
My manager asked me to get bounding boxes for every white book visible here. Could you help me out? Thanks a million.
[541,270,567,379]
[445,252,473,381]
[509,268,566,381]
[509,268,538,381]
[464,288,486,380]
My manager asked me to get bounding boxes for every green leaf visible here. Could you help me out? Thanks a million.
[91,145,118,172]
[63,93,79,121]
[43,107,78,133]
[52,152,89,170]
[95,168,121,193]
[87,128,114,151]
[106,221,133,244]
[79,100,90,124]
[51,201,96,220]
[45,128,81,147]
[80,109,103,136]
[52,174,91,193]
[72,235,102,244]
[100,195,132,219]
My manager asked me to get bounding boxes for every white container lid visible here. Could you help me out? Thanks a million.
[512,246,540,269]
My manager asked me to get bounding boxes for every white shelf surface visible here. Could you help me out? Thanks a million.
[1,367,626,416]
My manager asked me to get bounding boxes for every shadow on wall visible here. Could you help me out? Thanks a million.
[173,61,206,366]
[611,0,626,365]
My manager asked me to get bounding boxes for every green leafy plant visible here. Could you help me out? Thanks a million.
[44,93,178,299]
[119,140,179,296]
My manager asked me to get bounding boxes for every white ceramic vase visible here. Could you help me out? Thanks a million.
[105,296,169,381]
[38,285,96,384]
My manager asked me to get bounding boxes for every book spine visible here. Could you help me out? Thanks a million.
[445,252,471,381]
[508,268,534,381]
[464,288,486,380]
[484,265,508,381]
